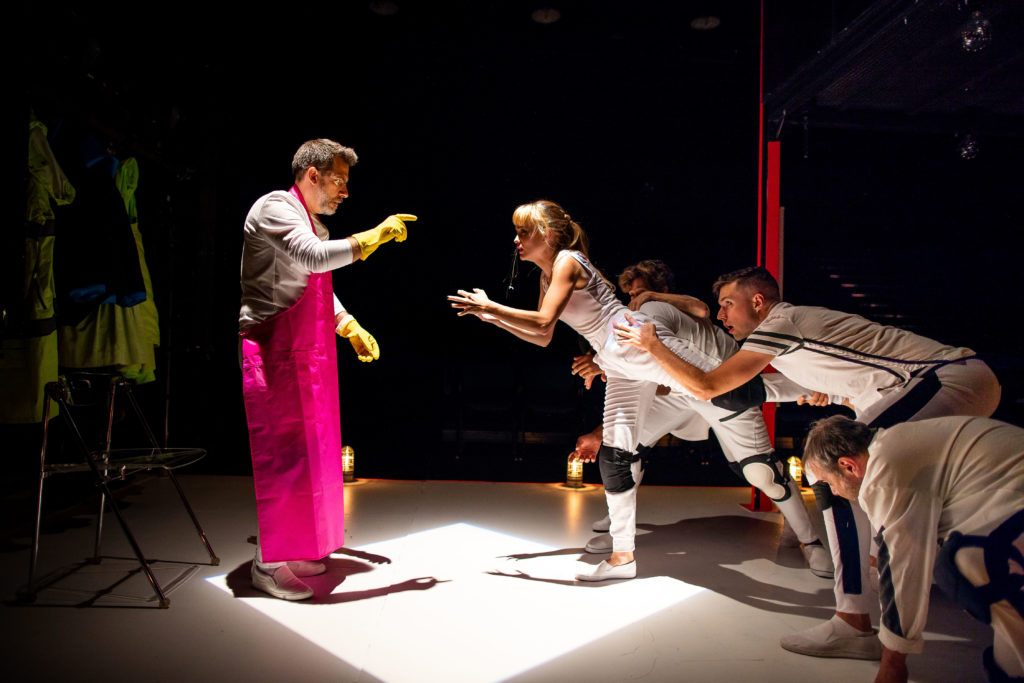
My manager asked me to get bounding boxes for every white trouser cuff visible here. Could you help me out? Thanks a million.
[255,535,287,570]
[774,482,818,544]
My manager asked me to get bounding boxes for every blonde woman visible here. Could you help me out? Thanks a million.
[451,200,736,581]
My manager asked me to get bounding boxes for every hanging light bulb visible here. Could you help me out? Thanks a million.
[960,10,992,52]
[369,1,399,16]
[957,132,979,160]
[532,8,561,24]
[690,16,720,31]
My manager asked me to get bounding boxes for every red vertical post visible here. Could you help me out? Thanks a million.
[760,139,782,492]
[765,141,781,281]
[744,141,782,512]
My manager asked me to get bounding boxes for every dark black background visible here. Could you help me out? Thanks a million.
[12,2,1023,487]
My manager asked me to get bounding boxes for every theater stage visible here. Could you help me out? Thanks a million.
[2,475,987,682]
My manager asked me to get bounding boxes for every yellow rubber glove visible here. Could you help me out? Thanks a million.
[336,316,380,362]
[353,213,416,260]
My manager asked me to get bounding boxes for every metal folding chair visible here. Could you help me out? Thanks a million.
[26,372,219,607]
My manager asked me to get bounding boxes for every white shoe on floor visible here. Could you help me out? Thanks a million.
[584,535,612,554]
[592,515,611,533]
[287,560,327,577]
[575,560,636,582]
[802,542,834,579]
[780,616,882,660]
[251,563,314,601]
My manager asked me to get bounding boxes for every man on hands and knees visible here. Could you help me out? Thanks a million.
[614,266,1000,658]
[572,260,832,579]
[804,415,1024,683]
[239,139,415,600]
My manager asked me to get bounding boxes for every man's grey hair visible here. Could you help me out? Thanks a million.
[291,139,358,181]
[803,415,876,474]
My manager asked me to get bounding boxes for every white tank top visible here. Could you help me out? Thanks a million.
[543,249,720,389]
[542,250,622,348]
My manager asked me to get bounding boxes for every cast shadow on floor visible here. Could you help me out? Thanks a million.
[495,512,988,657]
[225,551,448,606]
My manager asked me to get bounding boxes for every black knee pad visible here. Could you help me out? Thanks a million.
[935,512,1024,627]
[711,374,766,412]
[727,460,744,481]
[598,445,641,493]
[935,532,996,624]
[728,451,792,502]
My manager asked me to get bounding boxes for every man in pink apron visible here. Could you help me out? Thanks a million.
[239,138,415,600]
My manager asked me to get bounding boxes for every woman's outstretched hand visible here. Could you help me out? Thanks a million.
[448,288,493,318]
[613,312,657,352]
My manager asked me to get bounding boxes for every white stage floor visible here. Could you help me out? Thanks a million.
[2,475,989,682]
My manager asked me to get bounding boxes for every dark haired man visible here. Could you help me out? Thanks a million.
[614,265,1000,659]
[239,138,415,600]
[803,415,1024,683]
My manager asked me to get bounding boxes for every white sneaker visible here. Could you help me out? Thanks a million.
[287,560,327,577]
[584,535,612,553]
[802,542,834,579]
[780,616,882,660]
[251,563,314,601]
[575,560,636,582]
[592,515,611,533]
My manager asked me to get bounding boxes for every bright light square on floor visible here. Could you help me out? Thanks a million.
[207,523,704,682]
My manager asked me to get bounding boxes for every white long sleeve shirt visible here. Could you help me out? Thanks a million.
[239,190,355,331]
[859,417,1024,653]
[742,303,973,416]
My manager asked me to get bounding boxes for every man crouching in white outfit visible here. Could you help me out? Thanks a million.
[804,415,1024,683]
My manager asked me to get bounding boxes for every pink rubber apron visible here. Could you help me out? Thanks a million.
[240,186,345,562]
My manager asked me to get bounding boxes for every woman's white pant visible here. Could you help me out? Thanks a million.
[600,377,820,553]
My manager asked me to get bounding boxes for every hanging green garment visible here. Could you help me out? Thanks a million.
[117,158,160,354]
[26,119,75,224]
[0,117,73,424]
[58,157,159,383]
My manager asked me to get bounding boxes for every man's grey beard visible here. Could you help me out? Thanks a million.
[314,181,337,216]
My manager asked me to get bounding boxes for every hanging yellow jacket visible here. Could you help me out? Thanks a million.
[0,117,73,424]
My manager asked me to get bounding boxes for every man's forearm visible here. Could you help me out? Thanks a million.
[646,336,714,399]
[655,292,709,319]
[346,235,363,261]
[617,317,770,400]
